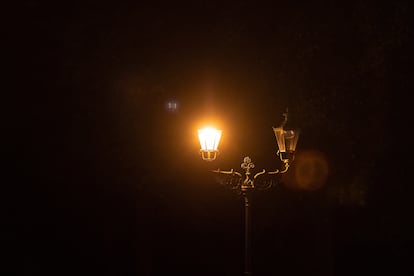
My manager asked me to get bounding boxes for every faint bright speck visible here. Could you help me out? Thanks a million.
[165,99,179,112]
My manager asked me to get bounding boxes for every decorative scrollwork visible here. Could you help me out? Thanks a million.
[212,169,243,192]
[212,156,289,194]
[254,173,279,191]
[241,156,255,171]
[279,108,288,129]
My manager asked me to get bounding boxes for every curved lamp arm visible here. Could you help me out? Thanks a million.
[268,161,289,175]
[212,168,242,178]
[254,169,266,179]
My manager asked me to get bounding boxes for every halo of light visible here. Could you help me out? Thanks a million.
[283,150,329,191]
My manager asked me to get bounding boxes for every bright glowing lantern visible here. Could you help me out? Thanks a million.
[198,127,222,161]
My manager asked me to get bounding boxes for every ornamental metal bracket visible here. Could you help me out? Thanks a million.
[212,156,289,194]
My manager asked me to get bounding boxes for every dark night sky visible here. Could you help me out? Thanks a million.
[7,1,414,275]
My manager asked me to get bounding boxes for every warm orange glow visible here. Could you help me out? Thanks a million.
[282,150,329,191]
[198,127,222,152]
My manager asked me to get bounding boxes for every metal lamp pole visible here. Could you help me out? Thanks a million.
[212,156,289,276]
[198,112,299,276]
[242,173,253,276]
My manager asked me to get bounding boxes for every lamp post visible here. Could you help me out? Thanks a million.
[198,111,300,276]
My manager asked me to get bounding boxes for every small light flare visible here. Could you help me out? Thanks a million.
[165,99,179,112]
[282,150,329,191]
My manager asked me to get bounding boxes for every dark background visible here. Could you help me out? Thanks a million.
[7,1,413,275]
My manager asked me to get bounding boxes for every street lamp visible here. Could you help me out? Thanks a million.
[198,111,299,276]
